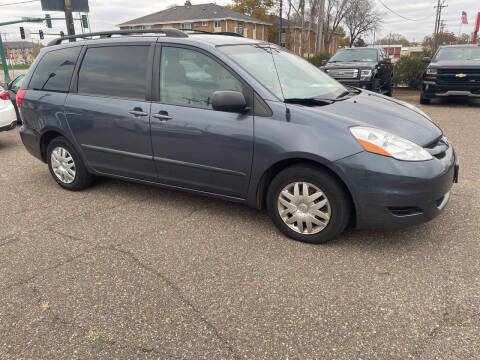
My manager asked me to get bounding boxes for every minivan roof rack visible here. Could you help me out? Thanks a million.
[177,28,244,37]
[47,28,188,46]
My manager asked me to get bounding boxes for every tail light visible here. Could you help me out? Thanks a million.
[16,89,26,107]
[0,90,10,100]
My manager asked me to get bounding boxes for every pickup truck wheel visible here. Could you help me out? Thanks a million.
[266,165,351,244]
[47,137,94,191]
[420,93,431,105]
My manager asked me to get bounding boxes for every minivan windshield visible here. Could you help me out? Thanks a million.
[434,47,480,62]
[218,44,347,101]
[329,49,378,62]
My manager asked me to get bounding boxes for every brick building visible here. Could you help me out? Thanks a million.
[118,2,271,41]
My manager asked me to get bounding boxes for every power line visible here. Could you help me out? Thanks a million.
[0,0,40,7]
[377,0,433,22]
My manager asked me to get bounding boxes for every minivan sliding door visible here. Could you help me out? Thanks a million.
[64,43,157,181]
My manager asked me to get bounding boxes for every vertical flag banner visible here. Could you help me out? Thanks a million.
[462,11,468,25]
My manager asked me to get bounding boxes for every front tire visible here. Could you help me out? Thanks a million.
[420,92,431,105]
[46,137,94,191]
[266,165,352,244]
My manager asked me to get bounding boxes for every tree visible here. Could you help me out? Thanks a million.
[375,33,410,46]
[323,0,350,51]
[353,37,366,47]
[422,32,456,50]
[456,33,471,44]
[344,0,382,47]
[229,0,275,22]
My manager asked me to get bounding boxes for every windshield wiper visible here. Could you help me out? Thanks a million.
[336,90,350,99]
[284,97,335,105]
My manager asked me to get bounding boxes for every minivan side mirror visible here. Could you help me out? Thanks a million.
[212,91,247,113]
[422,57,432,63]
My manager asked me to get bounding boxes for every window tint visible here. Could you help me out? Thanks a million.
[160,47,244,109]
[29,47,81,92]
[78,46,149,100]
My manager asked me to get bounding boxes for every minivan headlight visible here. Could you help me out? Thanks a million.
[350,126,433,161]
[360,69,372,80]
[426,68,437,75]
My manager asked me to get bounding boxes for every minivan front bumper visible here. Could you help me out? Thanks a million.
[335,145,457,229]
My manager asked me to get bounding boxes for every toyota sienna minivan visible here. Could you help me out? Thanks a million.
[17,29,459,244]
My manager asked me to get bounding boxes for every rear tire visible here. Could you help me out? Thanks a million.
[46,136,94,191]
[266,165,351,244]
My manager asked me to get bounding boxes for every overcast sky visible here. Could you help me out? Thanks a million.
[0,0,478,44]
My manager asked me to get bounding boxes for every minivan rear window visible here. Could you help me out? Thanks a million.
[77,46,149,100]
[28,46,81,92]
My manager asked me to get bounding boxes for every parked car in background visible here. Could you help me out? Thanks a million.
[420,44,480,104]
[4,74,25,124]
[321,47,394,96]
[18,29,457,244]
[0,86,17,132]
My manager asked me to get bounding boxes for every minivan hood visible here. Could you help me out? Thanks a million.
[289,91,442,147]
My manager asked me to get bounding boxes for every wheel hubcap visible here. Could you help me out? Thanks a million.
[51,147,76,184]
[277,182,331,235]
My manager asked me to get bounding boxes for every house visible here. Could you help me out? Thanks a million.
[118,2,271,41]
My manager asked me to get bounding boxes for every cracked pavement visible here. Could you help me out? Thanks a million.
[0,90,479,359]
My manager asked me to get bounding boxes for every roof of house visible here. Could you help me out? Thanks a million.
[3,41,34,49]
[118,3,271,27]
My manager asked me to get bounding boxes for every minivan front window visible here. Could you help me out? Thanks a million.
[218,44,346,101]
[329,49,378,62]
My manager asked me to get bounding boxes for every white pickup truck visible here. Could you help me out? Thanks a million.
[0,86,17,132]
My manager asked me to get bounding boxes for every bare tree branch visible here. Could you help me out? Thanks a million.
[344,0,382,47]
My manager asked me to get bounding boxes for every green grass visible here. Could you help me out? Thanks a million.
[6,64,30,70]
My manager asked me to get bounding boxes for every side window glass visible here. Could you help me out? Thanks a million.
[78,45,149,100]
[11,75,24,91]
[160,46,244,109]
[28,47,81,92]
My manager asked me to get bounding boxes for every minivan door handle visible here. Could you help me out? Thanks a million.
[152,111,172,121]
[129,107,148,117]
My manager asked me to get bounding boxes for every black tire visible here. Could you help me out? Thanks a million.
[420,93,431,105]
[46,136,94,191]
[372,78,382,93]
[266,165,352,244]
[385,77,393,97]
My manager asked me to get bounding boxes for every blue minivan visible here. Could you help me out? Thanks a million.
[17,29,458,243]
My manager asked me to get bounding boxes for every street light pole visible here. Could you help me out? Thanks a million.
[65,0,76,42]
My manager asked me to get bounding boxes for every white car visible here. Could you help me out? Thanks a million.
[0,86,17,132]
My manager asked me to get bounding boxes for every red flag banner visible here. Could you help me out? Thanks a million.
[462,11,468,25]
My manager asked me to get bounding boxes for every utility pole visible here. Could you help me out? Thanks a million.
[64,0,76,42]
[433,0,447,51]
[278,0,283,46]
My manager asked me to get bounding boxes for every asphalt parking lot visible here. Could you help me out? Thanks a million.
[1,90,479,359]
